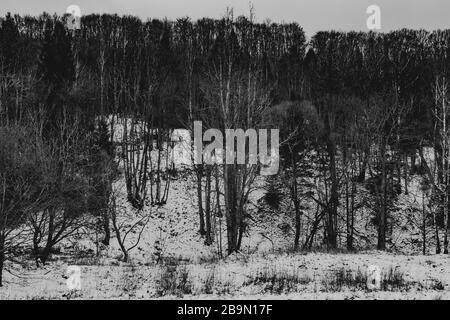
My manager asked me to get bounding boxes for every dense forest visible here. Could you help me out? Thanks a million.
[1,11,450,288]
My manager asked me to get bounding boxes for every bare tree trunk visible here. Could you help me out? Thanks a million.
[377,139,387,250]
[326,128,338,249]
[0,233,4,287]
[224,165,238,254]
[196,166,205,235]
[205,166,213,245]
[349,181,356,250]
[215,165,223,257]
[442,78,449,254]
[422,192,427,255]
[102,209,110,246]
[291,153,302,250]
[434,207,441,254]
[40,209,55,264]
[358,147,369,182]
[444,189,449,254]
[293,176,301,251]
[343,139,353,251]
[403,154,408,195]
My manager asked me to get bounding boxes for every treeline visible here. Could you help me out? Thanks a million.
[1,11,450,286]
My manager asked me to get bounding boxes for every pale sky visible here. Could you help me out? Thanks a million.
[1,0,449,37]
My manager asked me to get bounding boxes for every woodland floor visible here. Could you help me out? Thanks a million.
[1,154,449,300]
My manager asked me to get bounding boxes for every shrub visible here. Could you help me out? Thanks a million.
[244,265,312,294]
[263,183,283,210]
[155,265,193,297]
[321,267,367,292]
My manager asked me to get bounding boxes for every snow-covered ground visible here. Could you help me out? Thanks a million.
[1,125,449,300]
[1,175,449,300]
[1,250,449,299]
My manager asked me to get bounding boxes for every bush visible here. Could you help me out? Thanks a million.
[381,267,410,291]
[155,265,193,297]
[0,125,48,286]
[321,266,416,292]
[263,183,283,210]
[321,267,367,292]
[244,265,312,294]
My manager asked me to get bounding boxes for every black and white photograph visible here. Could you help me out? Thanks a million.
[0,0,449,302]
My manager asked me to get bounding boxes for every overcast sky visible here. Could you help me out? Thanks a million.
[1,0,449,37]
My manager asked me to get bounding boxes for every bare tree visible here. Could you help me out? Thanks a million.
[109,187,151,262]
[419,76,450,253]
[0,125,47,286]
[28,113,91,264]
